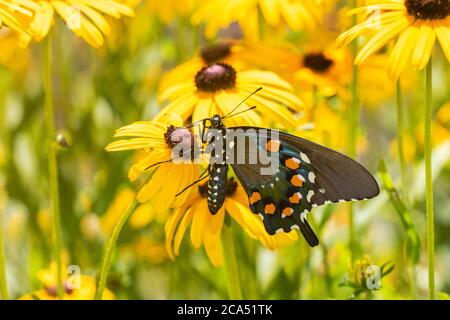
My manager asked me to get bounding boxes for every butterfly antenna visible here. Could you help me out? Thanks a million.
[184,118,205,129]
[222,87,262,118]
[221,106,257,119]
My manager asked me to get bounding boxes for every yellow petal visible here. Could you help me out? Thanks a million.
[411,24,436,70]
[259,0,279,27]
[388,27,418,80]
[355,17,409,64]
[173,207,195,256]
[190,201,209,248]
[435,25,450,63]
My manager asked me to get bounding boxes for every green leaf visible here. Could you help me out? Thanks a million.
[378,161,421,264]
[380,261,395,278]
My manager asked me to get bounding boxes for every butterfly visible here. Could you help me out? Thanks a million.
[176,88,379,247]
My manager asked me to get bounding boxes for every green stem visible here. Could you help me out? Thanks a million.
[222,225,243,299]
[95,198,138,300]
[0,210,9,300]
[396,81,408,204]
[43,35,63,299]
[348,0,359,262]
[424,60,435,300]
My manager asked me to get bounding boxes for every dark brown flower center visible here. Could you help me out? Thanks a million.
[406,0,450,20]
[200,43,232,64]
[303,52,334,73]
[164,125,194,149]
[198,177,237,198]
[195,63,236,92]
[164,125,198,161]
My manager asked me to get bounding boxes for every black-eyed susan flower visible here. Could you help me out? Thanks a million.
[292,47,353,100]
[276,41,396,107]
[19,263,115,300]
[106,114,200,213]
[165,177,298,267]
[157,62,304,128]
[27,0,134,47]
[337,0,450,79]
[191,0,328,41]
[159,41,298,94]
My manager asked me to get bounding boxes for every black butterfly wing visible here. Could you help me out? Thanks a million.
[228,126,379,247]
[278,130,380,206]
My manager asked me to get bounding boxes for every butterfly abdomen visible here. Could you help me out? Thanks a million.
[207,164,228,214]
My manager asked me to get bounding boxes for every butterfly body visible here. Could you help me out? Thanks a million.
[197,114,379,247]
[207,163,229,214]
[203,115,230,214]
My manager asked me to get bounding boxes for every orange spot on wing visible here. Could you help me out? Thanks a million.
[285,157,300,170]
[291,174,304,187]
[289,192,302,204]
[282,207,294,217]
[266,139,281,152]
[249,192,261,205]
[264,203,276,215]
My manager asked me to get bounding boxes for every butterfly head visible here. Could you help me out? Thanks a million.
[209,114,223,128]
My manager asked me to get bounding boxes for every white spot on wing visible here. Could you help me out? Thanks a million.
[300,210,308,222]
[308,172,316,183]
[275,228,283,234]
[291,224,300,231]
[319,188,325,194]
[258,214,264,221]
[300,152,311,164]
[307,190,315,202]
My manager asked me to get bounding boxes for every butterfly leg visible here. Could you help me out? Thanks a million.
[144,159,173,171]
[175,166,210,196]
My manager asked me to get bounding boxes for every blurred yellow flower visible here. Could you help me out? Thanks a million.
[28,0,135,47]
[296,102,368,153]
[157,62,304,128]
[19,263,114,300]
[292,47,353,100]
[100,187,161,234]
[192,0,327,41]
[126,237,168,264]
[106,114,200,212]
[0,29,30,71]
[415,102,450,147]
[337,0,450,79]
[165,177,297,267]
[159,41,298,95]
[278,40,404,107]
[140,0,195,23]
